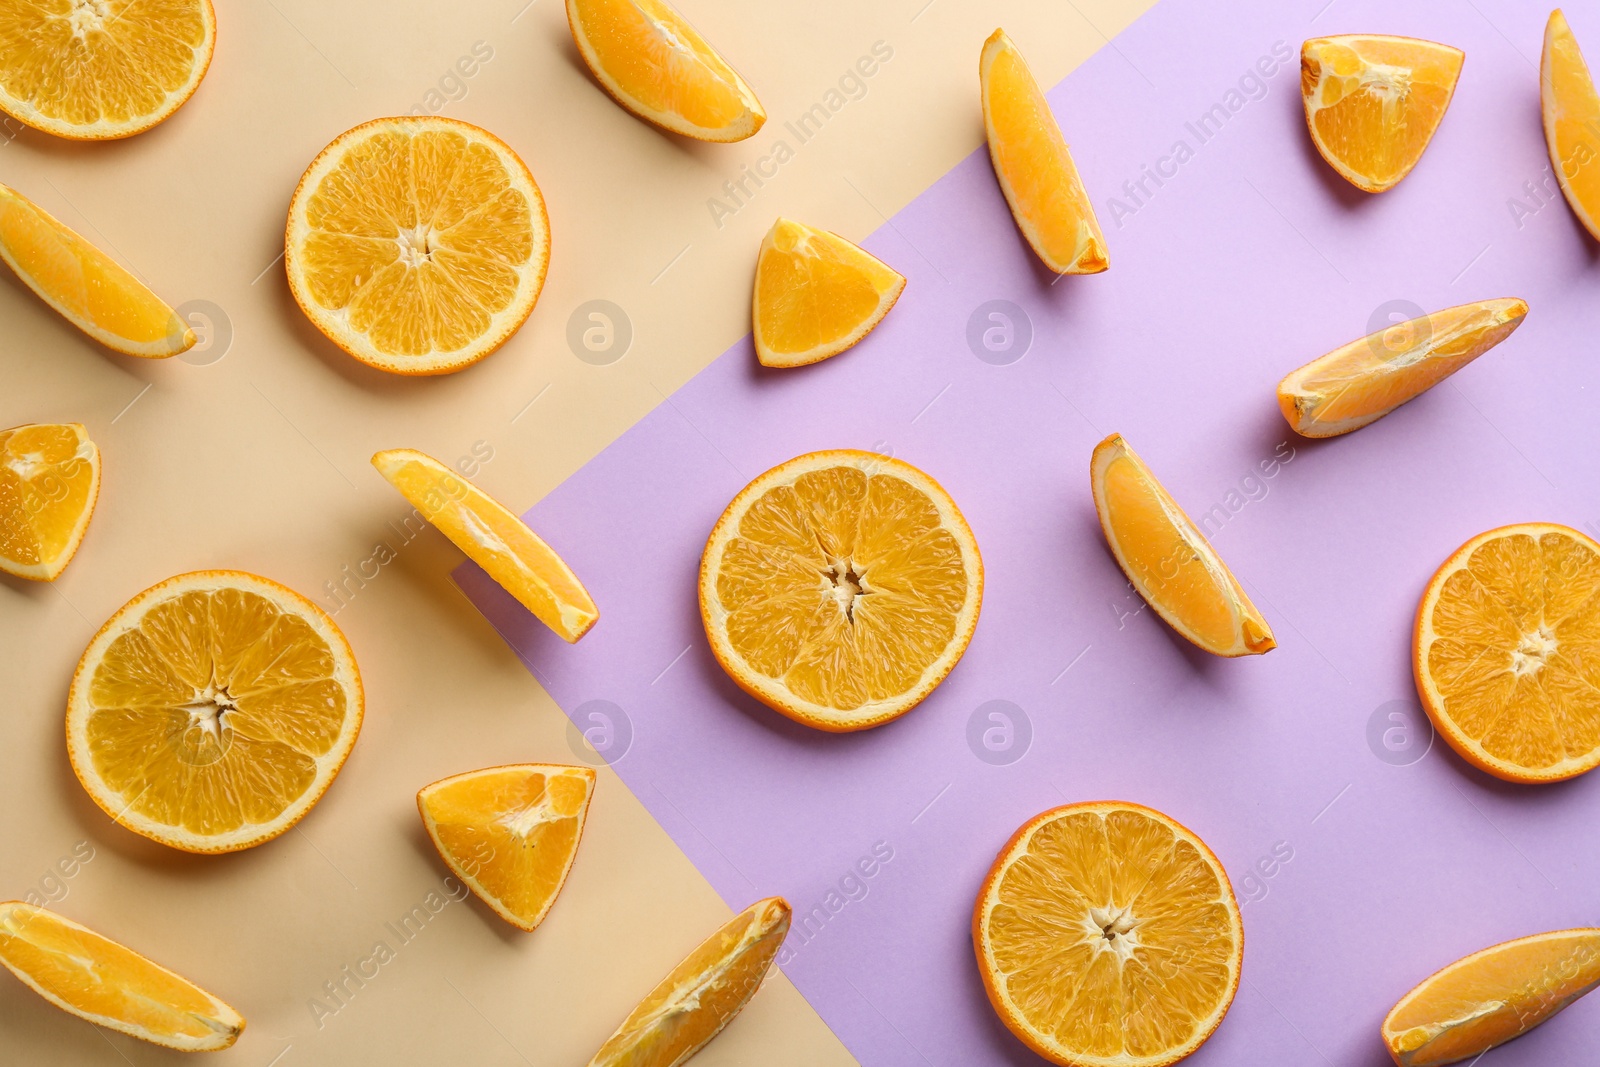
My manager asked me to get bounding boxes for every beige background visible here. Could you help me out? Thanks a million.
[0,0,1154,1062]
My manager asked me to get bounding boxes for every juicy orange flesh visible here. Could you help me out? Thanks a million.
[715,465,968,711]
[85,588,348,836]
[1544,11,1600,235]
[1425,531,1600,772]
[986,810,1236,1059]
[0,0,207,128]
[0,424,94,566]
[300,128,535,358]
[571,0,751,129]
[755,222,900,358]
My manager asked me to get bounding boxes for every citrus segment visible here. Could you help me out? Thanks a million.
[419,764,596,931]
[1542,10,1600,241]
[588,897,790,1067]
[0,422,99,581]
[1302,35,1464,192]
[974,801,1243,1067]
[0,902,243,1051]
[699,450,983,731]
[66,570,364,852]
[1091,434,1274,657]
[752,217,905,368]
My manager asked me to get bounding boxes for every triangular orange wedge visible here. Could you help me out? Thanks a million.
[1543,9,1600,240]
[1302,35,1464,192]
[1278,298,1527,438]
[567,0,765,142]
[372,449,598,642]
[0,183,193,357]
[588,897,790,1067]
[1383,927,1600,1065]
[0,422,100,581]
[0,902,244,1051]
[1091,434,1274,657]
[419,764,596,931]
[981,29,1108,273]
[752,218,905,368]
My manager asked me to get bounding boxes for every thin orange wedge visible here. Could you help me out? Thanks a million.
[0,422,99,581]
[588,897,790,1067]
[1278,298,1527,438]
[1091,435,1274,657]
[1302,35,1464,192]
[0,902,244,1051]
[1383,928,1600,1065]
[981,29,1108,274]
[373,449,598,642]
[419,764,596,932]
[567,0,765,142]
[752,218,905,368]
[0,182,193,357]
[1543,10,1600,241]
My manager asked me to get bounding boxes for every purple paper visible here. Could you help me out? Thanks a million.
[456,0,1600,1060]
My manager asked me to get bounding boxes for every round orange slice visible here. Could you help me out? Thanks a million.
[418,763,596,932]
[1091,434,1274,657]
[66,570,364,853]
[567,0,765,142]
[0,422,100,581]
[1277,298,1527,438]
[1302,35,1464,193]
[752,217,905,369]
[699,450,982,732]
[1415,523,1600,783]
[0,0,215,140]
[588,897,790,1067]
[974,801,1243,1067]
[0,902,244,1051]
[286,117,550,376]
[1383,927,1600,1065]
[1542,9,1600,241]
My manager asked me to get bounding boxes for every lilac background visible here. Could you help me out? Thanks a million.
[456,0,1600,1061]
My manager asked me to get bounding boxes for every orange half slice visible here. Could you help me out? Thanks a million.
[0,422,100,581]
[752,218,905,368]
[1542,9,1600,240]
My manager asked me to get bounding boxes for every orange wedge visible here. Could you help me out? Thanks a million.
[1542,10,1600,241]
[1415,523,1600,783]
[1091,435,1274,657]
[1383,927,1600,1065]
[373,449,598,642]
[286,116,550,376]
[66,570,364,853]
[752,218,905,368]
[974,801,1243,1067]
[0,182,194,357]
[418,764,596,932]
[1278,298,1527,438]
[0,902,243,1051]
[567,0,765,142]
[0,0,215,140]
[0,422,99,581]
[1302,35,1464,192]
[588,897,790,1067]
[700,450,982,731]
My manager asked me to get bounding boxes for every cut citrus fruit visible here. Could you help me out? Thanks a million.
[699,450,982,731]
[1415,523,1600,783]
[0,182,194,357]
[0,902,243,1051]
[566,0,765,142]
[1542,10,1600,241]
[0,422,99,581]
[588,896,790,1067]
[66,570,363,853]
[373,449,598,642]
[1383,927,1600,1065]
[752,217,905,369]
[981,29,1108,274]
[1278,298,1527,438]
[1302,35,1464,193]
[1091,434,1274,657]
[285,116,549,376]
[0,0,215,140]
[974,801,1243,1067]
[418,763,596,932]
